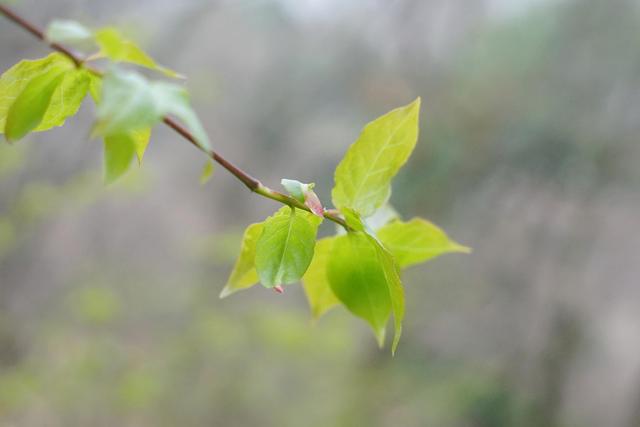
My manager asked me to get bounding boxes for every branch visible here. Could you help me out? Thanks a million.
[0,4,350,230]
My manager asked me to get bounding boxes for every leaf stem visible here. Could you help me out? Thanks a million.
[0,4,349,230]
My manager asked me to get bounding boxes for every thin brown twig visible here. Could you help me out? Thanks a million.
[0,4,350,230]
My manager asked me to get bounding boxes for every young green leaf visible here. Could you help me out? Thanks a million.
[131,128,152,165]
[94,69,159,136]
[200,161,215,185]
[327,231,391,346]
[255,207,322,288]
[94,69,210,151]
[34,69,91,132]
[281,179,324,217]
[5,65,69,141]
[377,218,471,268]
[340,207,366,232]
[0,53,73,133]
[302,237,340,320]
[281,179,307,202]
[372,239,405,355]
[88,73,102,104]
[103,133,136,184]
[95,28,182,78]
[332,98,421,217]
[46,20,96,51]
[220,222,264,298]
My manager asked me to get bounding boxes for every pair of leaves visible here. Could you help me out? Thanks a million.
[221,206,322,297]
[46,20,180,78]
[303,216,469,353]
[0,53,90,141]
[320,98,420,350]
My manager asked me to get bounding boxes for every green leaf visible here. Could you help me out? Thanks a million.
[200,161,215,185]
[94,69,159,136]
[255,207,322,288]
[34,69,91,132]
[0,53,73,134]
[131,128,152,165]
[332,98,421,217]
[88,73,102,103]
[327,231,405,352]
[372,239,405,355]
[327,232,391,346]
[103,133,136,184]
[220,222,264,298]
[46,20,96,51]
[94,69,210,151]
[341,207,366,232]
[95,28,182,78]
[377,218,471,268]
[302,237,340,320]
[5,65,69,141]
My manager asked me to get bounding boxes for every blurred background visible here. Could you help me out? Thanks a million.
[1,0,640,425]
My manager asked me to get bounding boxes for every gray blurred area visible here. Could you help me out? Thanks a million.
[1,0,640,425]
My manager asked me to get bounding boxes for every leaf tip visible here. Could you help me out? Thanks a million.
[200,161,214,185]
[375,326,386,348]
[219,285,234,299]
[391,327,402,356]
[452,243,472,254]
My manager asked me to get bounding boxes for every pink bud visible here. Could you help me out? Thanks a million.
[304,191,324,217]
[274,285,284,294]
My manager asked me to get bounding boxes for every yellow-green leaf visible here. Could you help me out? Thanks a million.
[255,207,322,288]
[88,73,102,103]
[95,27,181,78]
[131,128,151,165]
[302,237,340,320]
[0,53,73,133]
[103,133,136,184]
[341,207,366,232]
[34,69,91,132]
[373,239,405,355]
[377,218,471,268]
[332,98,421,217]
[5,65,69,141]
[220,222,264,298]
